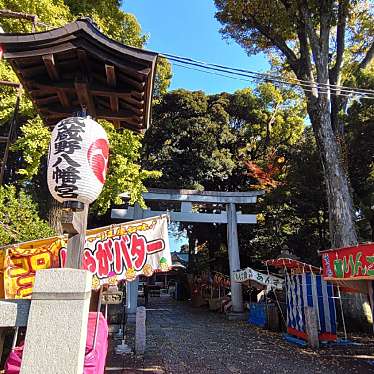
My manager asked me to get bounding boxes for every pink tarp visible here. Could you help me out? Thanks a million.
[5,312,108,374]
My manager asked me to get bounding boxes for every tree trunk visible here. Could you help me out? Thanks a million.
[47,195,64,235]
[307,96,358,249]
[369,217,374,242]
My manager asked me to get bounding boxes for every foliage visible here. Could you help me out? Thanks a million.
[345,67,374,241]
[93,121,161,214]
[143,85,305,191]
[143,89,236,190]
[0,0,168,222]
[153,57,173,99]
[11,117,51,178]
[214,0,374,248]
[142,85,310,265]
[63,0,147,47]
[247,129,329,265]
[0,185,55,246]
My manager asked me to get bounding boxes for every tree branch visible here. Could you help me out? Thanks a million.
[247,13,299,69]
[330,0,348,85]
[330,0,348,135]
[297,0,322,66]
[320,0,334,60]
[359,42,374,70]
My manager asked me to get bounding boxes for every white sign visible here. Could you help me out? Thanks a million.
[233,267,284,290]
[47,116,109,205]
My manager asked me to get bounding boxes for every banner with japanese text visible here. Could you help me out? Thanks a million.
[321,243,374,281]
[2,237,64,299]
[1,215,171,298]
[233,267,284,290]
[72,215,171,288]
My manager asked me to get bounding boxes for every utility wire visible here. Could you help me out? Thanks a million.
[160,52,374,97]
[171,60,374,100]
[167,55,374,99]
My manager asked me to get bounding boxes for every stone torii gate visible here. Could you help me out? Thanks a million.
[111,188,263,318]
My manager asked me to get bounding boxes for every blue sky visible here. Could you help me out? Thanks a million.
[123,0,269,94]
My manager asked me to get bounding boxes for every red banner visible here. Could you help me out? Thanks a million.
[321,243,374,280]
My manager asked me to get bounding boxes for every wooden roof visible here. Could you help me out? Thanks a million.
[0,18,158,131]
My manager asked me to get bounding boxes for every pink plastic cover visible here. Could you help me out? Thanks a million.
[5,312,108,374]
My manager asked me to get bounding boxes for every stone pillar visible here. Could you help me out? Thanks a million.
[226,203,243,313]
[126,203,143,324]
[135,306,146,354]
[304,306,319,349]
[20,268,92,374]
[126,277,139,324]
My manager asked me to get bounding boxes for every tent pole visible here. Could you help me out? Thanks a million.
[337,285,347,340]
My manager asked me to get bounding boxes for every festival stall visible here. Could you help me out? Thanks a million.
[191,272,231,311]
[233,267,284,329]
[320,243,374,329]
[264,258,338,343]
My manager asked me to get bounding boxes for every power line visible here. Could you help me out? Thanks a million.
[172,62,373,100]
[166,55,374,99]
[170,57,368,98]
[160,52,374,97]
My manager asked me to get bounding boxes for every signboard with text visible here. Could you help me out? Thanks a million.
[233,267,284,290]
[1,215,171,298]
[321,243,374,280]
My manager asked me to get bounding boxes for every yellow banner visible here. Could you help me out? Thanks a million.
[2,238,64,299]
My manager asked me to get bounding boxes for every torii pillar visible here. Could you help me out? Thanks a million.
[227,203,243,314]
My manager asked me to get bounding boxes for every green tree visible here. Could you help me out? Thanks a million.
[142,89,237,191]
[0,0,167,233]
[0,185,55,245]
[345,68,374,241]
[215,0,374,248]
[142,85,306,269]
[247,129,329,266]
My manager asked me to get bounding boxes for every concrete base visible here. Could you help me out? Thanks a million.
[226,312,247,321]
[20,268,92,374]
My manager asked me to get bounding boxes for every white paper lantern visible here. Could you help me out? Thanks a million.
[47,116,109,205]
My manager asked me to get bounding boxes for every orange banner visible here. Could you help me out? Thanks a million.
[2,238,64,299]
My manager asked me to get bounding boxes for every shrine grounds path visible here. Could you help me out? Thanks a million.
[105,297,374,374]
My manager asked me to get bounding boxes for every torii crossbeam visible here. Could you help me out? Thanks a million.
[112,188,264,318]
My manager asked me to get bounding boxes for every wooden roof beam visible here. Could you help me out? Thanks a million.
[42,54,70,108]
[42,54,60,81]
[41,105,138,122]
[74,80,96,117]
[110,96,119,113]
[105,65,116,88]
[28,79,144,98]
[77,49,91,75]
[105,65,119,113]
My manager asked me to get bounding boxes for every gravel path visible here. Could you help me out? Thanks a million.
[106,297,374,373]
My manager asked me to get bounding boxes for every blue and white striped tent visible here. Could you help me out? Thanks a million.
[286,273,337,341]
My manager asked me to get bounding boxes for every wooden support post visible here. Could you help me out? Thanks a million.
[304,306,320,349]
[0,328,6,362]
[75,79,96,118]
[62,204,89,269]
